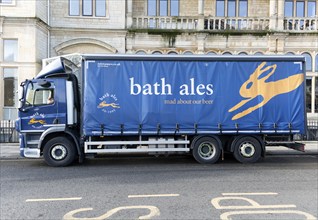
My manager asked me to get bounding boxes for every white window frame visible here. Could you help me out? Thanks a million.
[216,0,248,17]
[3,39,18,62]
[2,67,18,120]
[69,0,108,18]
[0,0,15,5]
[147,0,180,16]
[284,0,317,17]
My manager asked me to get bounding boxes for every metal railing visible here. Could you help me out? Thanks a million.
[306,120,318,141]
[0,120,19,143]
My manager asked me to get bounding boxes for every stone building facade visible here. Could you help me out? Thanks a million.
[0,0,317,121]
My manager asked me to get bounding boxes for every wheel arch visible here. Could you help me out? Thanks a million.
[39,128,80,157]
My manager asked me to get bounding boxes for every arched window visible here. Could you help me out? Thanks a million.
[206,51,217,55]
[315,53,318,72]
[302,52,312,72]
[168,51,178,55]
[136,50,147,55]
[222,52,232,55]
[152,51,162,54]
[254,52,264,55]
[238,52,248,55]
[285,52,295,55]
[183,51,193,55]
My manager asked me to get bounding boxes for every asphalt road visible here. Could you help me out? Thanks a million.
[0,153,317,220]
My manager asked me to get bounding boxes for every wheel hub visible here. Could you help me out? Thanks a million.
[240,143,255,158]
[198,142,216,159]
[51,145,67,160]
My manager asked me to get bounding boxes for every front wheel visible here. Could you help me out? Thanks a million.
[233,136,262,163]
[43,137,76,167]
[191,136,222,164]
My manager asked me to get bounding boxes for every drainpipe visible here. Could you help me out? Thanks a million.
[47,0,50,59]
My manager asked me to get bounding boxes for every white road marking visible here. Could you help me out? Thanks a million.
[63,206,160,220]
[222,192,278,196]
[211,196,296,209]
[220,210,317,220]
[128,194,180,198]
[26,197,82,202]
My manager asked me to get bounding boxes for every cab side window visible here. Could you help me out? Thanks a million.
[25,83,55,106]
[34,89,54,105]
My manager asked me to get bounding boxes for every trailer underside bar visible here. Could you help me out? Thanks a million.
[85,148,191,154]
[85,140,190,146]
[84,140,191,154]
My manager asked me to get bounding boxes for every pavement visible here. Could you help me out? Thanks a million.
[0,141,317,160]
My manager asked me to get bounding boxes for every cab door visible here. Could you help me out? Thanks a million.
[19,79,67,132]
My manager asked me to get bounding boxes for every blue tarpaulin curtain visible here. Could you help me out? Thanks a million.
[83,59,305,136]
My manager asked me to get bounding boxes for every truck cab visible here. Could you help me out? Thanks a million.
[16,58,81,166]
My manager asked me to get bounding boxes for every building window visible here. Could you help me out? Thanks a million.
[96,0,106,17]
[238,52,248,55]
[0,0,13,4]
[148,0,156,16]
[171,0,179,16]
[3,39,18,62]
[239,0,248,17]
[159,0,168,16]
[308,0,316,17]
[222,52,232,55]
[69,0,80,16]
[136,50,147,54]
[302,52,312,72]
[296,1,305,17]
[306,77,312,112]
[147,0,179,16]
[315,54,318,72]
[286,52,295,55]
[315,77,318,112]
[285,0,294,16]
[206,51,217,55]
[69,0,106,17]
[216,0,225,16]
[284,0,317,17]
[228,0,236,17]
[3,68,18,120]
[216,0,248,17]
[83,0,93,16]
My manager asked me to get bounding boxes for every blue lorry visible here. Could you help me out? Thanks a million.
[15,54,307,166]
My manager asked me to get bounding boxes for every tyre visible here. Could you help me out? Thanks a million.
[43,137,76,167]
[192,136,221,164]
[233,136,262,163]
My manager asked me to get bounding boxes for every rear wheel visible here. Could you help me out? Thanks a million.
[192,136,221,164]
[43,137,76,167]
[233,136,262,163]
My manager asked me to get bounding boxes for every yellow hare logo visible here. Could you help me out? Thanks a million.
[97,93,120,114]
[28,113,46,128]
[229,62,304,120]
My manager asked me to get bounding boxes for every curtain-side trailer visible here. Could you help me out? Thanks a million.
[15,54,307,166]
